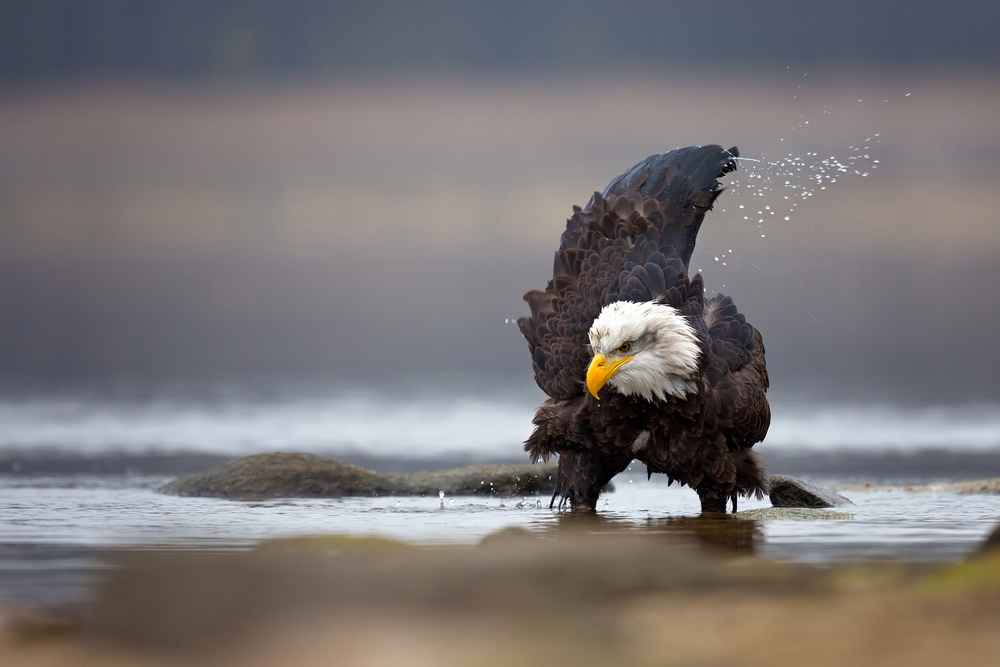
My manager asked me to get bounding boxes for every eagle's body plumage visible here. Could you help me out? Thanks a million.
[519,145,770,512]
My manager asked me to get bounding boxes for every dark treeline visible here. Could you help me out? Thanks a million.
[0,0,997,83]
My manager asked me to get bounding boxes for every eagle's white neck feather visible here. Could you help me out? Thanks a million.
[588,300,701,401]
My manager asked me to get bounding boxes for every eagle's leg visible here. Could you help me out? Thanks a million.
[696,485,731,514]
[553,449,631,511]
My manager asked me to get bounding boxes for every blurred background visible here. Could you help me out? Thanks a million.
[1,0,999,467]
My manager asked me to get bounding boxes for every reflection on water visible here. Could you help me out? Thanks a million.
[2,473,998,607]
[540,512,764,556]
[643,516,764,555]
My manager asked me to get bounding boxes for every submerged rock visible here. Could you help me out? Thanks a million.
[158,452,558,500]
[736,507,854,521]
[768,474,855,508]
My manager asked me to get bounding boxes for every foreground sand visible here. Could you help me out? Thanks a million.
[3,518,1000,667]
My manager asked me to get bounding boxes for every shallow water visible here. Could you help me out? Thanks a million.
[2,378,999,607]
[2,472,998,607]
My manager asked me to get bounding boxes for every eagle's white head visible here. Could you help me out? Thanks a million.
[586,301,701,402]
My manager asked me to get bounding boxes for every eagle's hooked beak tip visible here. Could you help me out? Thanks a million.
[587,354,606,399]
[587,353,632,400]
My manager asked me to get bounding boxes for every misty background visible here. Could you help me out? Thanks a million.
[1,1,999,464]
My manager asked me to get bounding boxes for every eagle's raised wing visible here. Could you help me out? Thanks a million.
[518,145,739,400]
[703,294,770,450]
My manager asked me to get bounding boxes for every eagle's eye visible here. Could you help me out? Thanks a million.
[617,341,633,354]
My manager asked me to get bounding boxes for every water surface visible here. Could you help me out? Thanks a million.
[3,380,999,608]
[2,472,997,607]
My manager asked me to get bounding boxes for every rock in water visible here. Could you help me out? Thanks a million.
[157,453,386,499]
[768,474,855,508]
[157,452,559,500]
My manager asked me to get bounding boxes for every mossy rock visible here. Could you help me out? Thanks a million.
[158,452,558,500]
[157,453,386,499]
[768,474,855,508]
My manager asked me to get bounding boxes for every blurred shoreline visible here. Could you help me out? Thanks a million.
[2,74,999,401]
[4,448,1000,483]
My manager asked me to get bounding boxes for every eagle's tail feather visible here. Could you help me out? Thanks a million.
[735,448,769,502]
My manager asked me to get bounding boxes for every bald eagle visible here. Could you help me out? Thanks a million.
[519,145,769,513]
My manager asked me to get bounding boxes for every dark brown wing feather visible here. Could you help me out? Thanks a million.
[518,145,739,400]
[701,294,771,502]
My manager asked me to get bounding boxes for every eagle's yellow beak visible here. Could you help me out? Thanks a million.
[587,353,633,400]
